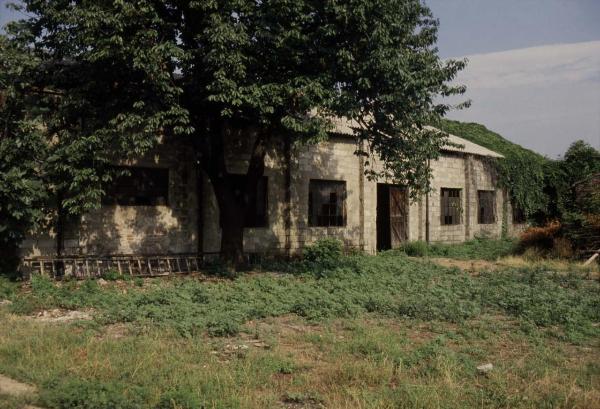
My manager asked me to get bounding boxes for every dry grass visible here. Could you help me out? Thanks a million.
[0,252,598,409]
[0,307,598,409]
[429,254,598,279]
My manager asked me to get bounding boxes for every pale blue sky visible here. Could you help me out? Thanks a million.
[426,0,600,58]
[2,0,599,157]
[425,0,600,157]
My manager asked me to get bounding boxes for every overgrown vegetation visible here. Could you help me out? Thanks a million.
[3,251,598,341]
[437,120,600,258]
[0,250,598,408]
[400,238,517,261]
[436,120,549,218]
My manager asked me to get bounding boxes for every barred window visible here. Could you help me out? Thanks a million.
[226,175,268,228]
[441,188,461,225]
[309,180,346,227]
[478,190,496,224]
[103,167,169,206]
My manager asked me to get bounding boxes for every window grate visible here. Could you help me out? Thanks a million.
[441,188,461,225]
[478,190,496,224]
[308,180,346,227]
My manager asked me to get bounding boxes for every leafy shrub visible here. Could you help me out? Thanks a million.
[302,238,346,277]
[100,270,121,281]
[40,379,146,409]
[303,238,343,266]
[206,313,242,337]
[400,241,428,257]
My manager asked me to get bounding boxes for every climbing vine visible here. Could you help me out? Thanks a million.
[436,120,549,218]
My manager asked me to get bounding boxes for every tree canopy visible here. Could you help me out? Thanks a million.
[1,0,466,264]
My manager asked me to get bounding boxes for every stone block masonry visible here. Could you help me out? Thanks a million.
[21,134,525,259]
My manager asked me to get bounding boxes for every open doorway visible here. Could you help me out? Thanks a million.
[376,184,408,251]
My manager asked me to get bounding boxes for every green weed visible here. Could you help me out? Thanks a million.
[9,252,598,343]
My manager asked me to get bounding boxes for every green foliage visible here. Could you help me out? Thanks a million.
[399,238,517,261]
[559,140,600,215]
[100,270,121,281]
[399,240,429,257]
[11,252,598,341]
[0,36,48,275]
[10,275,105,315]
[40,379,146,409]
[435,120,549,219]
[428,238,517,261]
[303,238,343,270]
[1,0,466,262]
[0,276,18,300]
[154,389,201,409]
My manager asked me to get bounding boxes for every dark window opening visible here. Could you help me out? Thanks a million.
[103,166,169,206]
[478,190,496,224]
[309,180,346,227]
[513,206,526,224]
[222,174,268,228]
[441,188,461,225]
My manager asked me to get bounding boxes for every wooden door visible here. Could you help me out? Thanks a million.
[389,186,408,248]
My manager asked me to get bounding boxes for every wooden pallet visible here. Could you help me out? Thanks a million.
[21,254,218,280]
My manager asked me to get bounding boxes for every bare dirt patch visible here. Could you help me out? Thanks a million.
[0,374,36,397]
[428,257,500,273]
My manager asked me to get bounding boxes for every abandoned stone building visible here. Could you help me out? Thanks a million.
[20,119,526,271]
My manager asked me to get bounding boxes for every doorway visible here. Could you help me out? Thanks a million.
[376,184,408,251]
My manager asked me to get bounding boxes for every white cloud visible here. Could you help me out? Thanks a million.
[458,41,600,89]
[446,41,600,157]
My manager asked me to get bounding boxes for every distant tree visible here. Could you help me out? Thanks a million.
[560,140,600,213]
[562,140,600,183]
[1,0,466,266]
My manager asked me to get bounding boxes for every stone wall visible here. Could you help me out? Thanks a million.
[20,140,199,257]
[21,135,521,258]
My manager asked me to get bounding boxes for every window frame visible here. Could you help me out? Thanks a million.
[477,190,497,224]
[440,188,462,226]
[308,179,347,227]
[102,166,170,207]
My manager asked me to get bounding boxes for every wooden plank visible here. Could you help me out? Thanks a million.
[583,250,599,266]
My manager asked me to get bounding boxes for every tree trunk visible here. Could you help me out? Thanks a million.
[218,199,246,268]
[195,120,269,269]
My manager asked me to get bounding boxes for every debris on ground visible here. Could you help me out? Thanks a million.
[33,309,92,322]
[477,363,494,374]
